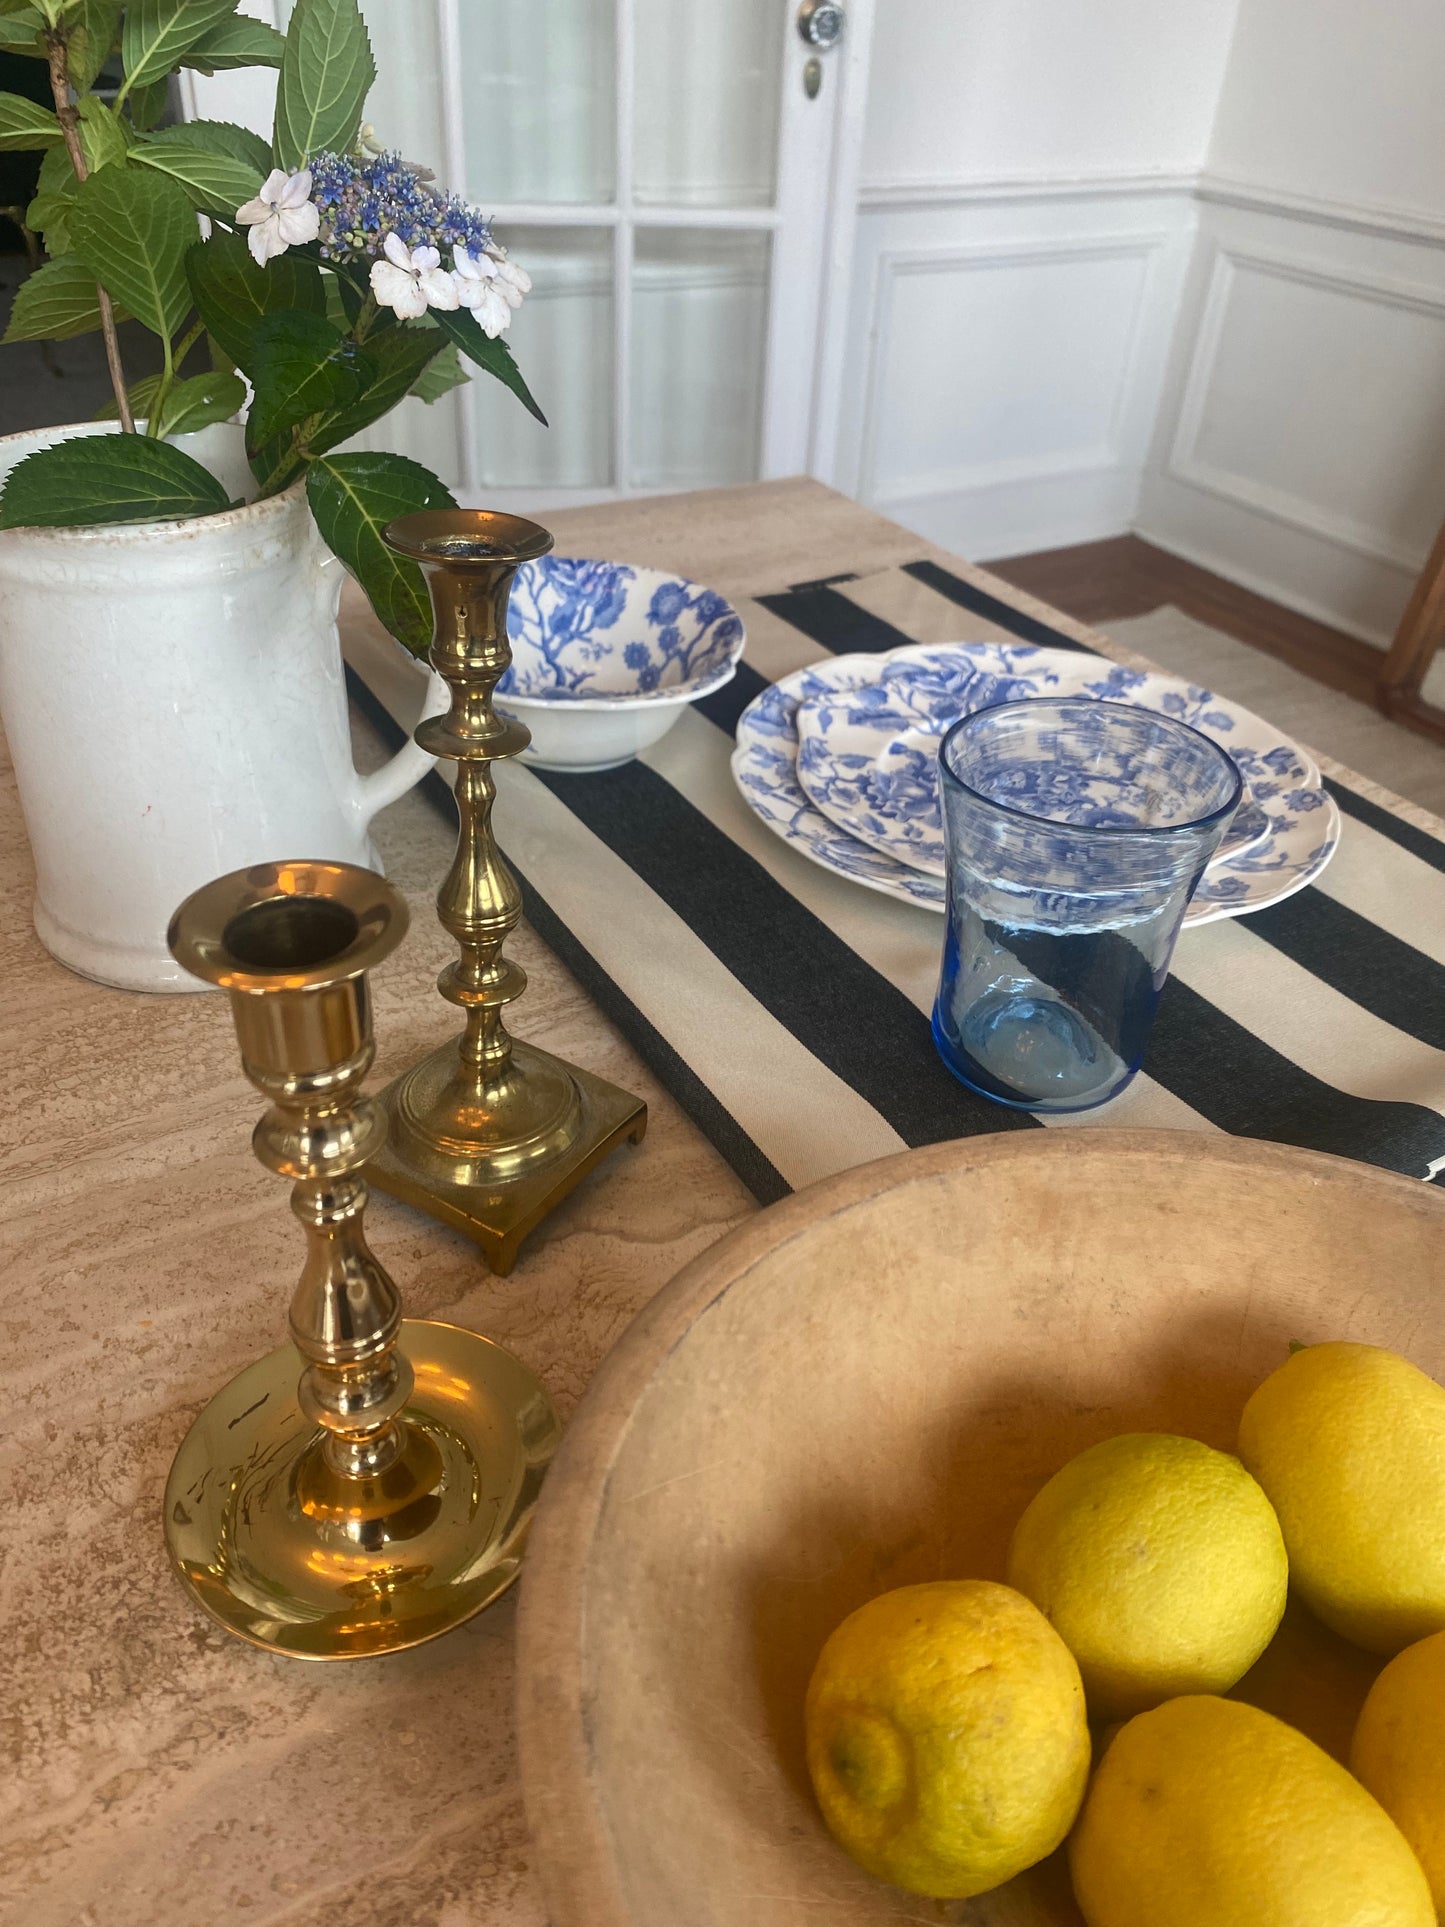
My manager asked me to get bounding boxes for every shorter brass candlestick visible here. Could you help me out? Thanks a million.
[165,859,561,1660]
[364,511,646,1275]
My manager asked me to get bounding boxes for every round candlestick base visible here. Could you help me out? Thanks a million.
[163,1319,561,1660]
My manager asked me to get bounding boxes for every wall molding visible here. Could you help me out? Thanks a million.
[858,167,1445,254]
[859,233,1174,506]
[1166,241,1445,574]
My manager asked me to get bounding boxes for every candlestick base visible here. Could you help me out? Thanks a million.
[163,1319,561,1660]
[367,1038,648,1275]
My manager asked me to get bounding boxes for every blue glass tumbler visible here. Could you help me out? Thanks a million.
[931,697,1241,1112]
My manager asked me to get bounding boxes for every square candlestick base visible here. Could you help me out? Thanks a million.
[367,1040,648,1275]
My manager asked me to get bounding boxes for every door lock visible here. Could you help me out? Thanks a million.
[798,0,845,50]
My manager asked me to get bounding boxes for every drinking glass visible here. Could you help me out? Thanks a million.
[931,697,1241,1112]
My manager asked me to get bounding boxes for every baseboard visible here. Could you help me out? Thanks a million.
[880,465,1140,562]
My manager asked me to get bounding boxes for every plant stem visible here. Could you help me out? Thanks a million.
[45,32,133,432]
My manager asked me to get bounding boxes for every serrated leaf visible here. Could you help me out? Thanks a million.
[180,11,284,71]
[120,0,236,90]
[2,254,129,340]
[155,367,246,435]
[273,0,374,171]
[0,7,45,55]
[125,74,170,131]
[246,308,369,450]
[410,341,468,404]
[67,0,122,91]
[185,226,325,371]
[430,306,546,425]
[70,165,196,338]
[0,433,231,528]
[77,95,129,172]
[306,325,443,454]
[130,137,261,216]
[151,117,270,175]
[0,91,63,150]
[25,188,73,249]
[306,452,455,654]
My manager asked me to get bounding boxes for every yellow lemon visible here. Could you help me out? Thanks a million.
[1351,1629,1445,1912]
[1005,1433,1287,1718]
[804,1579,1089,1899]
[1238,1341,1445,1654]
[1069,1695,1435,1927]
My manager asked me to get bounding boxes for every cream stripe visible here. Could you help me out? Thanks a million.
[644,711,1218,1136]
[1171,917,1445,1114]
[489,760,909,1190]
[1311,814,1445,966]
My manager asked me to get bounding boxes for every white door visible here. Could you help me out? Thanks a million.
[188,0,873,508]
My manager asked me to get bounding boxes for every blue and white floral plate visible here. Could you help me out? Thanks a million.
[793,644,1310,878]
[495,557,746,772]
[731,646,1340,927]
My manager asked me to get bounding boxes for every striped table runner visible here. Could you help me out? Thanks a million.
[349,553,1445,1205]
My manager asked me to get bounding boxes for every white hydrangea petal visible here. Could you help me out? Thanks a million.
[499,261,531,297]
[476,284,512,337]
[247,216,290,266]
[371,258,427,318]
[412,245,441,272]
[259,168,290,206]
[382,231,413,271]
[235,194,273,226]
[419,266,459,311]
[277,168,312,209]
[276,201,319,247]
[451,271,483,308]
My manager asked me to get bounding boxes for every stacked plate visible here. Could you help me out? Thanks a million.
[731,643,1340,926]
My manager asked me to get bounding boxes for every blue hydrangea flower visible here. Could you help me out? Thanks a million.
[307,149,493,265]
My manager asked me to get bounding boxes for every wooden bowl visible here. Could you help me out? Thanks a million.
[517,1132,1445,1926]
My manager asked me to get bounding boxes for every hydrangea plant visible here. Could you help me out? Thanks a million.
[0,0,544,652]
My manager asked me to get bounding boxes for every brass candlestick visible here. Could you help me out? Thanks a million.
[164,859,561,1660]
[364,511,646,1274]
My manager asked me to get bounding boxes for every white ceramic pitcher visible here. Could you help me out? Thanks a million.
[0,423,440,992]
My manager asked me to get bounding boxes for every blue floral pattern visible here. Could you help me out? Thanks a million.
[731,644,1341,927]
[500,558,745,702]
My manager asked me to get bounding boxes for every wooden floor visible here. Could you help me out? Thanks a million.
[984,534,1383,709]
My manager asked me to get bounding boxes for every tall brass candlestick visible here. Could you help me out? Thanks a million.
[165,859,561,1659]
[365,511,646,1274]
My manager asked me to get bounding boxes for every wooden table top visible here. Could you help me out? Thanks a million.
[5,478,999,1927]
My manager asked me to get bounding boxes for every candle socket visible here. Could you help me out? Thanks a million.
[363,511,646,1274]
[164,860,561,1660]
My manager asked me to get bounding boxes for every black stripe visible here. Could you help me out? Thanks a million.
[526,759,1041,1148]
[1243,888,1445,1053]
[1146,976,1445,1178]
[902,558,1103,655]
[1325,775,1445,873]
[757,585,917,655]
[788,571,859,593]
[345,669,792,1205]
[692,660,768,737]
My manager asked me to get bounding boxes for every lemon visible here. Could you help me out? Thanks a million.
[1004,1433,1287,1718]
[804,1579,1089,1899]
[1238,1341,1445,1654]
[1351,1630,1445,1911]
[1069,1695,1434,1927]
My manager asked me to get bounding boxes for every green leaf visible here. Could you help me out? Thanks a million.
[431,306,546,425]
[130,137,262,216]
[155,367,246,435]
[306,452,455,654]
[120,0,236,90]
[0,7,46,55]
[70,165,196,339]
[0,434,232,528]
[0,92,63,150]
[410,341,469,404]
[93,371,161,420]
[273,0,374,171]
[66,0,122,91]
[180,11,284,71]
[125,74,171,131]
[2,254,128,340]
[246,308,369,450]
[25,189,73,249]
[185,226,325,371]
[77,95,130,172]
[151,117,271,175]
[306,325,445,454]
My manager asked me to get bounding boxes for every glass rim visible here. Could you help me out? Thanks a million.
[938,695,1244,838]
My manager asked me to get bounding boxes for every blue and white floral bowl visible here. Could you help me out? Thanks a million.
[496,557,746,772]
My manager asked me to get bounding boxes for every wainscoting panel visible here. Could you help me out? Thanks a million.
[838,184,1197,560]
[1140,197,1445,649]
